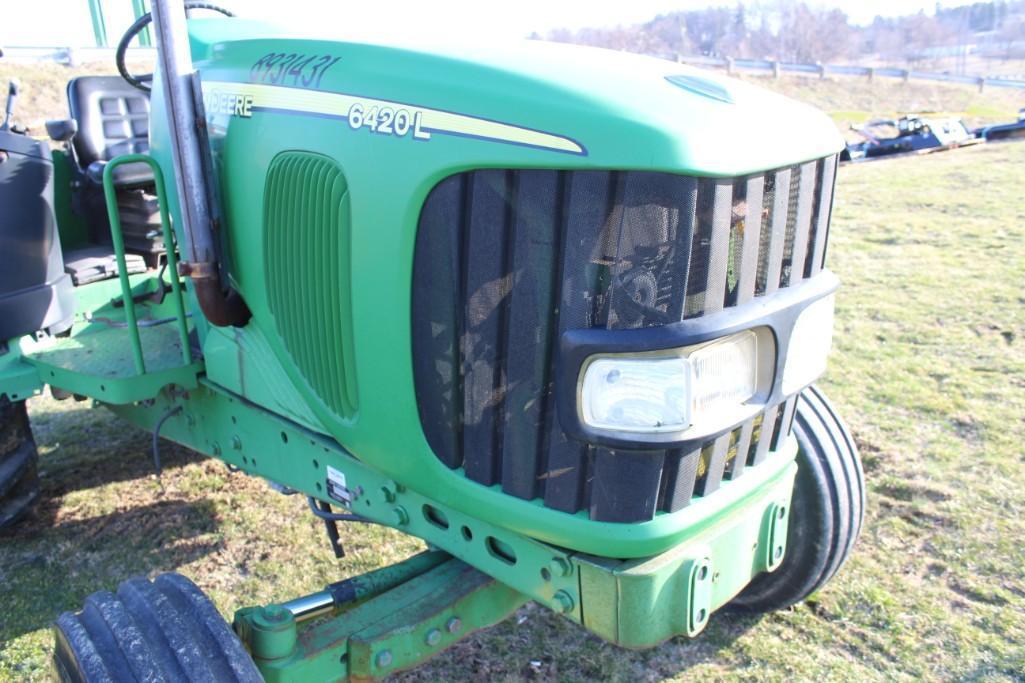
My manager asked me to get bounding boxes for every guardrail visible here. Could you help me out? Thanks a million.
[5,44,1025,91]
[675,54,1025,91]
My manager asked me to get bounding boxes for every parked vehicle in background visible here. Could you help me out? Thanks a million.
[975,108,1025,141]
[842,115,979,161]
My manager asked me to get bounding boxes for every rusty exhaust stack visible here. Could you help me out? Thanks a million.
[150,0,250,327]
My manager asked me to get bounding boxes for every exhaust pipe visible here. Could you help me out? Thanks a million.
[150,0,250,327]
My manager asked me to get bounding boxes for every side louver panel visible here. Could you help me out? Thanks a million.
[264,152,357,419]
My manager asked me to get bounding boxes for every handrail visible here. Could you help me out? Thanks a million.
[101,154,193,374]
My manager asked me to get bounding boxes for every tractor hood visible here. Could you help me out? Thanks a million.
[143,18,846,557]
[185,18,842,176]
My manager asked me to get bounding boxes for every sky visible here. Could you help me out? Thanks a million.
[1,0,945,48]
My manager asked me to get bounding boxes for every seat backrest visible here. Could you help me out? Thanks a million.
[67,76,150,169]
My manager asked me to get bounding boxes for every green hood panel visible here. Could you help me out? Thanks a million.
[185,18,842,175]
[145,17,840,557]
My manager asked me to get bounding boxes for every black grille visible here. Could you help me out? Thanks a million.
[412,157,838,523]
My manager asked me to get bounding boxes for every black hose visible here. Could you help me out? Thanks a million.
[151,405,182,484]
[116,2,235,91]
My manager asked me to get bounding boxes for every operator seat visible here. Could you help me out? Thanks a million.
[65,76,164,265]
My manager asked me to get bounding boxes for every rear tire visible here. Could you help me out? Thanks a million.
[0,396,41,530]
[54,573,262,683]
[731,384,864,611]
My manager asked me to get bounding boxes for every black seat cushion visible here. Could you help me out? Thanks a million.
[85,160,156,189]
[67,76,153,186]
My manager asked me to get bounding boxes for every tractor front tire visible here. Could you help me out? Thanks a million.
[0,396,41,530]
[730,384,865,612]
[54,573,263,683]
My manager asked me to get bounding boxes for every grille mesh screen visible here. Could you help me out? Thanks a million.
[413,158,837,522]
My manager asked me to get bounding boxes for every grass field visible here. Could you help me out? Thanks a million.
[1,61,1025,681]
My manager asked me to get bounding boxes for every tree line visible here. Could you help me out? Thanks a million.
[538,1,1025,69]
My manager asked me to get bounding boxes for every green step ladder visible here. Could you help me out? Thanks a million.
[23,155,202,403]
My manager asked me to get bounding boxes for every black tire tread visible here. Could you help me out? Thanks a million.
[0,397,40,530]
[54,573,262,683]
[731,385,864,611]
[0,439,36,499]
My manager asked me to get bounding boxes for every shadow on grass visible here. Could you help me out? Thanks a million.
[32,438,203,511]
[23,397,204,507]
[0,498,222,642]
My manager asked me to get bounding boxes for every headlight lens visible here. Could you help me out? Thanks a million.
[580,357,691,433]
[782,294,835,394]
[689,330,759,423]
[579,330,759,436]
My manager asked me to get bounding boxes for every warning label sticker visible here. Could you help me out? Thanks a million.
[326,466,351,505]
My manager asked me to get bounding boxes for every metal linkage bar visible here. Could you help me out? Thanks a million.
[280,551,450,622]
[235,556,528,682]
[101,154,193,374]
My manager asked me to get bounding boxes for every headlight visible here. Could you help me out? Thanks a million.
[579,330,761,437]
[580,356,691,433]
[781,293,835,394]
[690,330,759,423]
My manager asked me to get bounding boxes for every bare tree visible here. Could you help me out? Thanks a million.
[542,0,1025,71]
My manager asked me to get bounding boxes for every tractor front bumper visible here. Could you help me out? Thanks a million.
[574,435,797,648]
[105,382,797,679]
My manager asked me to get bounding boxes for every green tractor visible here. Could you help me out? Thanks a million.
[0,2,864,680]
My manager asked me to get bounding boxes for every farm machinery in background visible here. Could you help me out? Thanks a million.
[0,1,864,680]
[974,107,1025,142]
[841,108,1025,162]
[840,114,979,161]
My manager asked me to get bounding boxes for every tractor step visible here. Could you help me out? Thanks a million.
[23,323,201,404]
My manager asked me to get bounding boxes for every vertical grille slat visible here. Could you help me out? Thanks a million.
[728,420,755,480]
[590,449,665,522]
[696,432,731,496]
[734,176,764,306]
[413,157,837,523]
[500,171,563,500]
[751,404,781,466]
[461,171,515,486]
[412,175,465,468]
[683,180,716,319]
[542,171,615,512]
[760,168,791,297]
[702,182,734,315]
[668,179,699,322]
[663,448,702,512]
[774,396,799,450]
[782,161,817,287]
[807,157,836,277]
